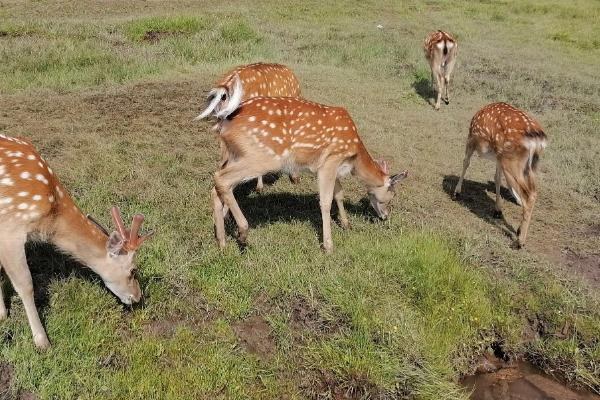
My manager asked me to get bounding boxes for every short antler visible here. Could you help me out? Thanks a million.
[111,207,153,251]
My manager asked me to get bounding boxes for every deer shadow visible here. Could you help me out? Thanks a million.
[1,242,145,343]
[224,182,379,250]
[412,74,434,107]
[442,175,520,238]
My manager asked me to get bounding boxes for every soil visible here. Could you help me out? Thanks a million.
[0,362,38,400]
[463,360,600,400]
[289,295,348,339]
[561,248,600,287]
[232,315,276,361]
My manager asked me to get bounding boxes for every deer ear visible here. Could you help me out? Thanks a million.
[106,231,125,257]
[376,159,389,174]
[389,170,409,188]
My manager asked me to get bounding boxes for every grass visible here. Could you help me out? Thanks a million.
[1,1,600,399]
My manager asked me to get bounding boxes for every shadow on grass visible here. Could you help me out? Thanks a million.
[412,75,434,107]
[442,175,519,238]
[0,242,147,340]
[222,178,379,249]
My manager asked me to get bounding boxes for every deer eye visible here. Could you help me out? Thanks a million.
[129,267,138,277]
[221,94,227,101]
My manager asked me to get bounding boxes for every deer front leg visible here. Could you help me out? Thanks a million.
[334,179,350,229]
[256,176,264,192]
[211,187,227,249]
[318,164,339,253]
[215,167,252,245]
[0,234,50,349]
[0,265,7,320]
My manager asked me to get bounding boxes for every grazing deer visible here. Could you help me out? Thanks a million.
[453,103,547,248]
[195,62,302,191]
[210,96,408,253]
[424,30,458,110]
[0,134,153,349]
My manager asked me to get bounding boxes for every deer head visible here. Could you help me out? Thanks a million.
[87,207,154,304]
[368,160,409,220]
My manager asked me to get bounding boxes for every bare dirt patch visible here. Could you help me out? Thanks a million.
[289,296,348,339]
[0,362,38,400]
[561,248,600,287]
[141,30,176,43]
[300,369,383,400]
[232,315,276,361]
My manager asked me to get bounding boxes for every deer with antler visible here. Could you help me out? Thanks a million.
[453,103,547,248]
[0,134,153,349]
[210,96,408,252]
[195,62,302,191]
[424,30,458,110]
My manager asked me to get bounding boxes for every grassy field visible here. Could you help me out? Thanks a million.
[1,0,599,399]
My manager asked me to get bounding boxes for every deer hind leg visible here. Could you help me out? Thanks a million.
[334,179,350,229]
[502,160,536,248]
[453,141,475,198]
[0,233,50,349]
[493,161,504,218]
[432,63,444,110]
[443,52,457,104]
[318,162,340,253]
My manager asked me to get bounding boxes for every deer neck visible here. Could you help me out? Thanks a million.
[353,145,387,187]
[49,192,108,269]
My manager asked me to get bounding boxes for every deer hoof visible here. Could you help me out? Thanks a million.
[443,98,450,105]
[34,334,51,350]
[493,210,503,219]
[322,242,334,254]
[340,220,351,230]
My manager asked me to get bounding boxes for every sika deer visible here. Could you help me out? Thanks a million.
[195,62,302,191]
[424,30,458,110]
[0,134,153,349]
[210,97,408,253]
[453,103,547,248]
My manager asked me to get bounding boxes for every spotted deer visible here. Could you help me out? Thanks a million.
[195,62,302,191]
[424,30,458,110]
[0,134,153,349]
[453,103,547,248]
[210,96,408,253]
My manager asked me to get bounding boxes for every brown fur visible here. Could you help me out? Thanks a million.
[214,62,302,190]
[424,30,458,110]
[211,97,405,252]
[454,103,547,248]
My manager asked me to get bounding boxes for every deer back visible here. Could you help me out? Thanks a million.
[218,63,301,101]
[469,102,547,157]
[0,135,61,228]
[221,97,370,168]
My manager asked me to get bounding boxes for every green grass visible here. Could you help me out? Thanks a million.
[123,16,208,42]
[1,0,600,399]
